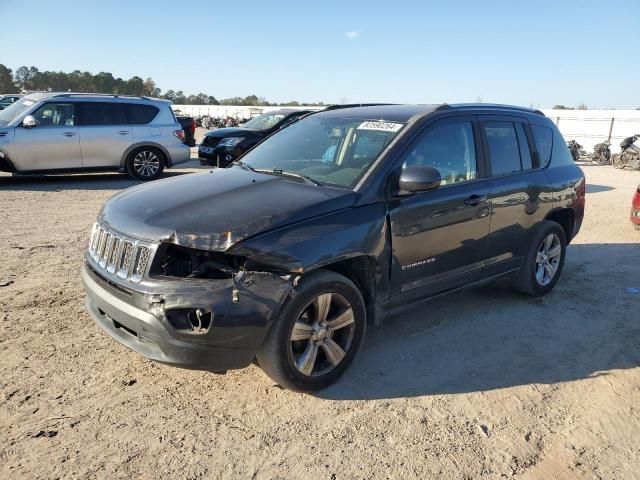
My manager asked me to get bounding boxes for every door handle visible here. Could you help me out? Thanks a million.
[63,132,77,137]
[118,130,130,135]
[464,194,488,206]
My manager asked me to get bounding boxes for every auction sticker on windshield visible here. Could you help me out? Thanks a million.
[357,121,403,132]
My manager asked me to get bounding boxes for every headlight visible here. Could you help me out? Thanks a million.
[218,137,245,147]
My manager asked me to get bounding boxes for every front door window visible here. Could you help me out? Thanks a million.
[33,103,75,127]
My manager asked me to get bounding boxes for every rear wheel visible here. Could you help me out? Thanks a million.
[513,221,566,296]
[257,270,366,392]
[126,147,165,180]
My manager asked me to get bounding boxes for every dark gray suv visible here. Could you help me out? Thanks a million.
[82,103,585,391]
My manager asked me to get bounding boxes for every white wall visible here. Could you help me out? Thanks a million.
[172,104,323,119]
[540,109,640,153]
[173,105,640,154]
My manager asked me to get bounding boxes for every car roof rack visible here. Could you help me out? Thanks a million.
[51,92,163,101]
[442,103,545,116]
[323,103,396,111]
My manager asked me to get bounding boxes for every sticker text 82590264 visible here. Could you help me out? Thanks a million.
[357,121,403,132]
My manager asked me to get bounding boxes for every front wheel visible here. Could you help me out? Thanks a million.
[513,221,567,296]
[611,154,625,169]
[257,270,366,392]
[126,148,165,180]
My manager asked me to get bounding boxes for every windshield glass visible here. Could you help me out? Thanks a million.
[242,112,286,130]
[0,98,36,126]
[241,116,404,188]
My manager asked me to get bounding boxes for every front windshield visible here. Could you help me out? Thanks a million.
[241,116,404,188]
[0,98,36,126]
[242,112,286,130]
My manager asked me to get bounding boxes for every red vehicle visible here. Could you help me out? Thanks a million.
[632,184,640,230]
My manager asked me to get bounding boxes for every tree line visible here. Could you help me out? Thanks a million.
[0,64,325,106]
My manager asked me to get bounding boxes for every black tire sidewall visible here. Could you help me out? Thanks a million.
[126,147,165,180]
[258,270,366,392]
[524,222,567,296]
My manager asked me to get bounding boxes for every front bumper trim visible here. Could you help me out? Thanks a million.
[82,264,256,372]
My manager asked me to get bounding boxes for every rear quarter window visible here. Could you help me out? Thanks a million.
[125,104,159,125]
[531,124,553,167]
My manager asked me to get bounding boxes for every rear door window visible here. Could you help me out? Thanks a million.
[77,102,127,126]
[483,122,521,176]
[125,104,159,124]
[531,124,553,167]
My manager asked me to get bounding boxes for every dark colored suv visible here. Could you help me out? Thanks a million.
[198,109,311,167]
[82,104,585,391]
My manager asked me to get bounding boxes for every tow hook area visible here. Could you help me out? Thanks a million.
[145,270,295,338]
[166,308,213,334]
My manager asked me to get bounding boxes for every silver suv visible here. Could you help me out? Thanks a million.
[0,93,190,180]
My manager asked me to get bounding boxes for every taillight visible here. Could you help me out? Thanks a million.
[633,187,640,209]
[173,129,185,141]
[191,119,196,133]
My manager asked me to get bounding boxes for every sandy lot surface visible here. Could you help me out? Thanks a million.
[0,161,639,480]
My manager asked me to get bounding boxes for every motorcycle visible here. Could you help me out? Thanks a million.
[590,141,611,165]
[611,134,640,170]
[567,140,583,162]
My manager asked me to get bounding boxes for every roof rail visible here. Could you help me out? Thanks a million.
[324,103,396,111]
[445,103,545,116]
[51,92,157,101]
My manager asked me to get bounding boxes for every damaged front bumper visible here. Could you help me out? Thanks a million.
[82,259,292,372]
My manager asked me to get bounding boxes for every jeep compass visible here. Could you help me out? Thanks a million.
[82,104,585,391]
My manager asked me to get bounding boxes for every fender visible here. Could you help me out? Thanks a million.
[0,151,16,173]
[120,141,174,169]
[228,202,392,303]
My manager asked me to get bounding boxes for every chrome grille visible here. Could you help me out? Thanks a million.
[107,237,121,273]
[87,223,153,283]
[117,241,134,278]
[131,246,150,281]
[99,233,112,267]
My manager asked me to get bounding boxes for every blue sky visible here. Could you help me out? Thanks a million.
[1,0,638,108]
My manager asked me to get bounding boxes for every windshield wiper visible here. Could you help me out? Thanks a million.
[234,160,256,172]
[253,168,322,186]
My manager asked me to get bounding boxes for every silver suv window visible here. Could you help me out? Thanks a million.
[77,102,127,126]
[125,104,159,124]
[33,103,76,127]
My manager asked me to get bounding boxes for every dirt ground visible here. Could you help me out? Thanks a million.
[0,159,639,480]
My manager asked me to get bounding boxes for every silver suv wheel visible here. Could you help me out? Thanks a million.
[133,150,160,178]
[535,233,562,286]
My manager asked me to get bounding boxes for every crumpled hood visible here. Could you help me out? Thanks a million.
[99,168,356,251]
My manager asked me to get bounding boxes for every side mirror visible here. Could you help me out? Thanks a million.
[22,115,37,128]
[397,165,441,195]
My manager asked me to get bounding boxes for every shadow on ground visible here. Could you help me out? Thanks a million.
[586,183,614,193]
[320,243,640,400]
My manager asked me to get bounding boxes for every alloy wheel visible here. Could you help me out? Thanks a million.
[535,233,562,286]
[133,150,160,178]
[288,292,356,377]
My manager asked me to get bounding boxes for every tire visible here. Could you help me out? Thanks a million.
[257,270,366,392]
[611,154,625,169]
[125,147,165,181]
[513,221,567,296]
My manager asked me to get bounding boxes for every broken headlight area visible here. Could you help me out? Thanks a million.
[149,243,246,280]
